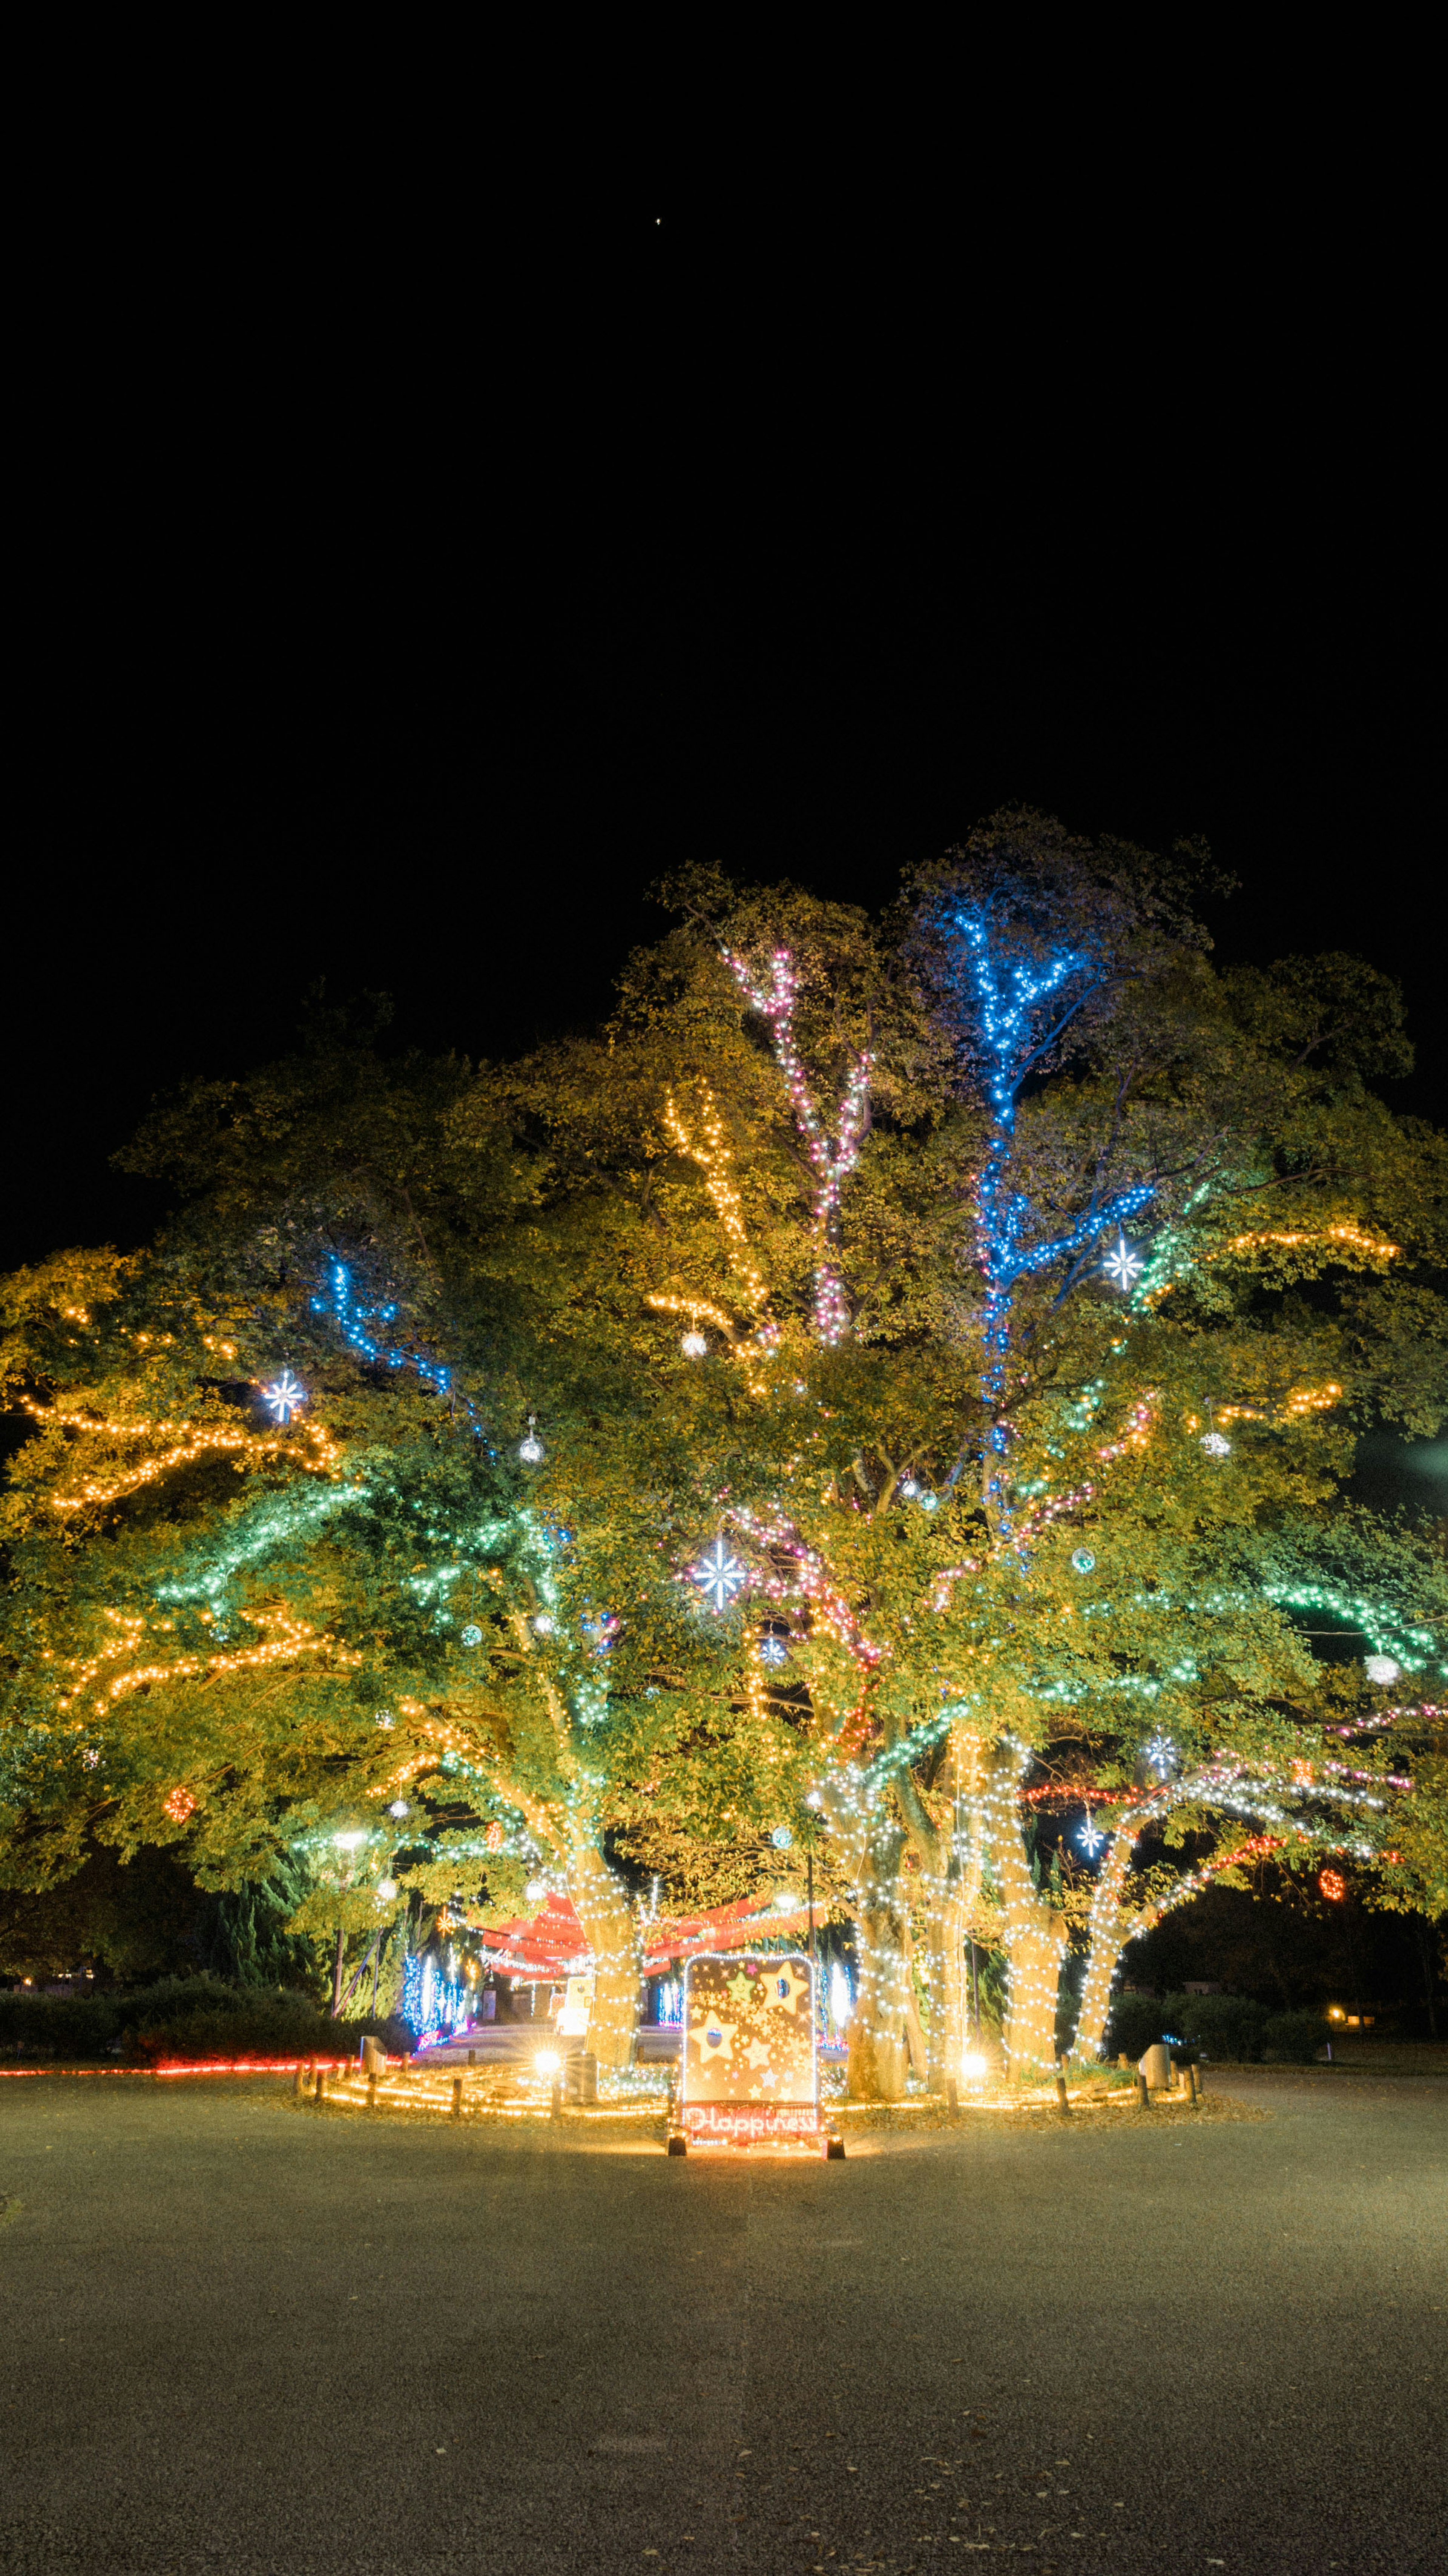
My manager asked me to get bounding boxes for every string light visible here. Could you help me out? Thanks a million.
[723,949,871,1345]
[22,1402,341,1513]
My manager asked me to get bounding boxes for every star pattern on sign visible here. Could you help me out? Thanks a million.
[692,1536,747,1612]
[1101,1236,1144,1290]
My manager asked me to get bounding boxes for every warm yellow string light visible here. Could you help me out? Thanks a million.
[1224,1225,1399,1262]
[22,1402,341,1511]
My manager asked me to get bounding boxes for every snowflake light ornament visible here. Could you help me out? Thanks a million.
[1076,1813,1106,1857]
[692,1536,747,1612]
[260,1368,307,1424]
[1101,1236,1144,1291]
[758,1632,789,1667]
[1144,1733,1178,1778]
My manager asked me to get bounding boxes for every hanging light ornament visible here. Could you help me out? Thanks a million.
[1144,1733,1178,1779]
[692,1535,747,1612]
[460,1624,483,1647]
[771,1825,794,1849]
[1199,1401,1232,1459]
[1076,1812,1106,1857]
[680,1319,708,1358]
[1364,1655,1400,1685]
[758,1632,789,1666]
[259,1368,307,1425]
[1101,1236,1145,1291]
[532,1613,555,1635]
[518,1414,545,1465]
[1071,1547,1096,1575]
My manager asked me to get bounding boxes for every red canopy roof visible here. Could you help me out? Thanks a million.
[466,1889,816,1981]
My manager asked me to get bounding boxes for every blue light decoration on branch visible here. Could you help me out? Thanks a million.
[259,1368,307,1424]
[937,907,1156,1534]
[311,1263,455,1402]
[692,1536,748,1612]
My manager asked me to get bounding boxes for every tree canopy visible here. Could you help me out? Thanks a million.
[4,812,1445,2085]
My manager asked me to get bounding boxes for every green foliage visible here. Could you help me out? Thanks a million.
[0,1974,411,2062]
[1259,2008,1328,2063]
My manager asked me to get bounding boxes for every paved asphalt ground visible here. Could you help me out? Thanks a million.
[1,2069,1444,2576]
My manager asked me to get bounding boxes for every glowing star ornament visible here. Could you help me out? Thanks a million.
[692,1536,747,1612]
[1101,1236,1144,1291]
[259,1368,307,1425]
[1364,1655,1400,1685]
[518,1415,545,1465]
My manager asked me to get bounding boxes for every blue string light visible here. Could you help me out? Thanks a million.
[940,907,1157,1528]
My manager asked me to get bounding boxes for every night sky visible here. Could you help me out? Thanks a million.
[8,211,1438,1281]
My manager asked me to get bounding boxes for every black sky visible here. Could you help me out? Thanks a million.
[7,204,1439,1278]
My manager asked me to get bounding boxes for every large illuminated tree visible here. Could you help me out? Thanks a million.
[603,823,1448,2090]
[3,826,1444,2098]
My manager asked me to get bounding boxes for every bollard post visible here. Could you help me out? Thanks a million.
[316,2065,327,2102]
[452,2077,464,2122]
[1135,2072,1150,2109]
[1055,2065,1071,2115]
[367,2072,378,2112]
[1185,2063,1198,2104]
[293,2062,305,2099]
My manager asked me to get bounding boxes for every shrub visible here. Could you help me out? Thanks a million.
[1163,1991,1270,2063]
[1103,1992,1166,2062]
[0,1992,123,2057]
[1261,2008,1328,2064]
[0,1975,413,2063]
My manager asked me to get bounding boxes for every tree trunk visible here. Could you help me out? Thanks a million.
[1001,1916,1068,2074]
[923,1871,973,2092]
[847,1894,911,2100]
[1073,1830,1136,2060]
[566,1835,641,2069]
